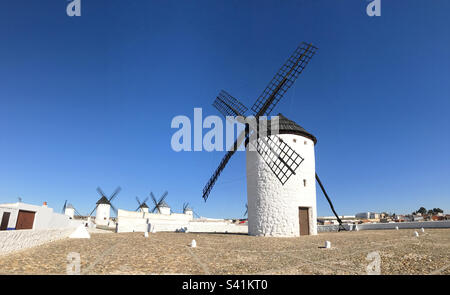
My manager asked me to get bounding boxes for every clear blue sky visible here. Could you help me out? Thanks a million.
[0,0,449,218]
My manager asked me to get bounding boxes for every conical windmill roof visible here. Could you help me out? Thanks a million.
[270,113,317,144]
[66,203,75,209]
[96,196,111,205]
[140,202,149,208]
[158,200,170,208]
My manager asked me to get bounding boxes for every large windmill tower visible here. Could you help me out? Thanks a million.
[202,42,345,237]
[246,114,318,236]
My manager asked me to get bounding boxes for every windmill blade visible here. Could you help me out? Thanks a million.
[74,208,83,217]
[244,204,248,217]
[250,135,304,185]
[88,204,99,217]
[202,126,250,201]
[213,90,248,118]
[193,210,201,219]
[157,191,168,205]
[150,192,158,213]
[96,187,107,198]
[251,42,317,117]
[62,200,67,213]
[108,186,122,202]
[142,196,149,204]
[135,196,142,211]
[202,149,238,202]
[110,203,118,216]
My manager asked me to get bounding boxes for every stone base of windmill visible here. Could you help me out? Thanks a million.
[246,133,318,238]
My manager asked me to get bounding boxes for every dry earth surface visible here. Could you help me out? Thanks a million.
[0,229,448,275]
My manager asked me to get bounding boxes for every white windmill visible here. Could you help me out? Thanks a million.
[88,187,121,227]
[62,200,82,219]
[202,42,345,237]
[150,191,171,215]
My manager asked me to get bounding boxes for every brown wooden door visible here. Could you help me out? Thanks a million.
[299,207,310,236]
[15,210,35,230]
[1,212,10,230]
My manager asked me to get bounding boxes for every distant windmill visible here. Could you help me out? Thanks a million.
[88,186,121,226]
[201,41,345,236]
[135,196,150,213]
[18,197,22,203]
[62,200,82,219]
[150,191,170,214]
[183,202,200,219]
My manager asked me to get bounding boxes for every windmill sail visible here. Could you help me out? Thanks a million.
[213,90,248,118]
[202,42,317,201]
[250,135,304,185]
[251,42,317,117]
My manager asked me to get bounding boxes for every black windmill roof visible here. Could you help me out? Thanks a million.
[139,202,149,209]
[96,196,111,205]
[270,113,317,144]
[159,200,170,208]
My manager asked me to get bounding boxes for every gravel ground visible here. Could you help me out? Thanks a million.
[0,229,448,275]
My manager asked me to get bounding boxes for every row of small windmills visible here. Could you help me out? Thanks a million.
[62,187,200,226]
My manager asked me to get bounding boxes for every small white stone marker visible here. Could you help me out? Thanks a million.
[325,241,331,249]
[355,225,359,231]
[395,226,399,230]
[144,231,149,238]
[421,228,425,233]
[414,231,419,237]
[191,239,197,248]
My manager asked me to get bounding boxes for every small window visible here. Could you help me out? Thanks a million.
[293,138,297,143]
[303,179,307,187]
[304,141,307,145]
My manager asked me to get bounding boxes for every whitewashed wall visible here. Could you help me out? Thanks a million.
[0,203,74,230]
[0,228,75,255]
[318,221,450,232]
[116,209,248,234]
[246,134,317,237]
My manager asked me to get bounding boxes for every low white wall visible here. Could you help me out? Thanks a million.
[318,220,450,232]
[188,221,248,234]
[0,228,75,256]
[117,209,248,234]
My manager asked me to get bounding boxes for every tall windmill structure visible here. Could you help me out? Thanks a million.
[202,42,345,237]
[62,200,82,219]
[88,187,121,226]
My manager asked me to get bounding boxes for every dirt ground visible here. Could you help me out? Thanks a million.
[0,229,448,275]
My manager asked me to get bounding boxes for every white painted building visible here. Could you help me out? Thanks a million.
[0,201,79,231]
[246,114,318,237]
